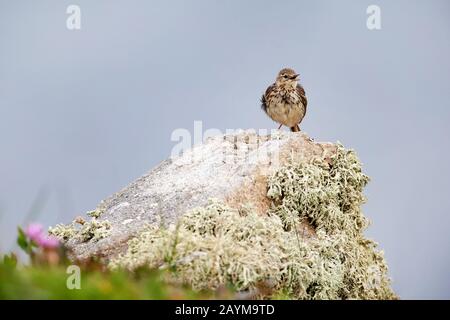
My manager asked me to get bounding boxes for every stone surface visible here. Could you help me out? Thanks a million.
[65,130,336,261]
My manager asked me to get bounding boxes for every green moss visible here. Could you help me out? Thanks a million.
[110,144,396,299]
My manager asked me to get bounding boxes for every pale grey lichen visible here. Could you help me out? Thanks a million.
[109,144,396,299]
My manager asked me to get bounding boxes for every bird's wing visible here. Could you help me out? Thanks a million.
[296,83,308,111]
[261,84,275,113]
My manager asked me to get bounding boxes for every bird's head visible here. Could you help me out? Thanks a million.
[276,68,300,87]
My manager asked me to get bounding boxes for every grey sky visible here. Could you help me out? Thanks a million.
[0,0,449,299]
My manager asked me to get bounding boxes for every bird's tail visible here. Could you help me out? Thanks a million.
[290,125,300,132]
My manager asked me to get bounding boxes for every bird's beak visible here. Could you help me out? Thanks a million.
[290,74,300,80]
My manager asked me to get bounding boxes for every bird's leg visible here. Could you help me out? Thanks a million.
[278,124,283,130]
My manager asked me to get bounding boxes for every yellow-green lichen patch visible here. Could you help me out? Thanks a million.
[86,209,102,219]
[267,144,369,236]
[49,217,111,243]
[109,145,396,299]
[79,219,111,242]
[48,224,78,241]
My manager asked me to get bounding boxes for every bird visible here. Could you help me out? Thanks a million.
[261,68,308,132]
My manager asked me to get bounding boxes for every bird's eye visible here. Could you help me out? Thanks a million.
[283,75,288,79]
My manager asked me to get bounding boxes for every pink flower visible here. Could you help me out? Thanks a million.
[24,223,60,249]
[25,223,44,242]
[37,235,60,249]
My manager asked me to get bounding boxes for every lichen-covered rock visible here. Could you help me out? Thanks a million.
[56,130,334,261]
[51,130,396,299]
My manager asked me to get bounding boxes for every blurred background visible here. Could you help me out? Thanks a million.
[0,0,449,299]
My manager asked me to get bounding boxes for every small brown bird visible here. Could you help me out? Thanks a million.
[261,68,308,132]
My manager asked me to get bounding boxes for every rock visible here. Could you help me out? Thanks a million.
[62,130,335,261]
[51,129,397,299]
